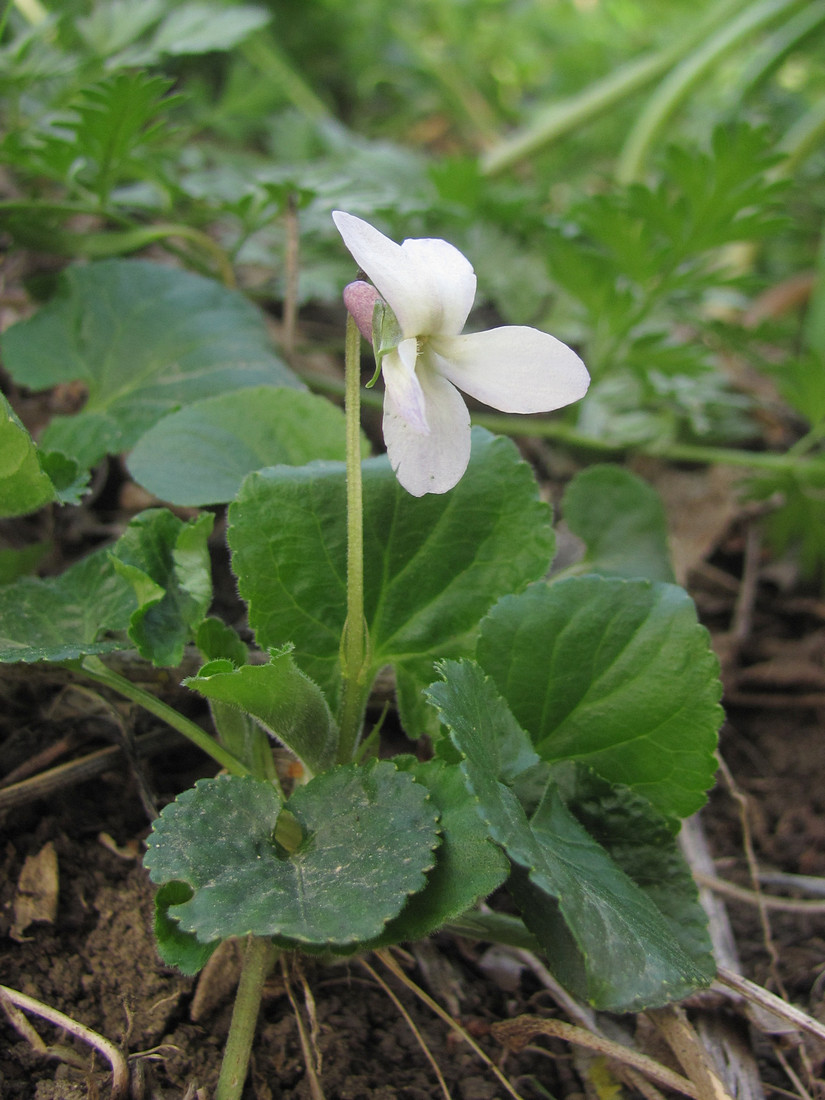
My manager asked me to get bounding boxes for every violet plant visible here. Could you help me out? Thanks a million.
[0,215,722,1100]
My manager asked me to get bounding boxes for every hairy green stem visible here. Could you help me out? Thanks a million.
[337,313,370,763]
[215,936,277,1100]
[78,657,250,777]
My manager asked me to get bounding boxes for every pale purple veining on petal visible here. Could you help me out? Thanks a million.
[343,280,383,343]
[381,340,429,435]
[383,362,471,496]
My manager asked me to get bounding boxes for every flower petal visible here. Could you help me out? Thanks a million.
[382,340,429,434]
[332,211,476,337]
[383,361,471,496]
[430,327,590,413]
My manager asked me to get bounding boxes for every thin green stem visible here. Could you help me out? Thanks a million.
[78,657,250,777]
[300,370,825,478]
[337,314,370,763]
[215,936,277,1100]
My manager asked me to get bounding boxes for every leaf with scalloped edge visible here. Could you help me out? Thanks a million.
[477,577,721,821]
[184,647,338,776]
[144,762,440,949]
[425,659,712,1012]
[153,882,219,976]
[229,428,554,737]
[369,757,509,946]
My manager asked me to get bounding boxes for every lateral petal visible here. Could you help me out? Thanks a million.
[431,327,590,413]
[382,340,429,435]
[383,362,471,496]
[332,211,476,337]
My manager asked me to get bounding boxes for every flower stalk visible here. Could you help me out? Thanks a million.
[337,312,370,763]
[214,936,278,1100]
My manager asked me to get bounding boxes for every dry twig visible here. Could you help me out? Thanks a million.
[0,984,129,1099]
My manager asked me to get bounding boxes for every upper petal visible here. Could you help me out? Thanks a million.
[332,211,476,337]
[430,327,590,413]
[382,361,471,496]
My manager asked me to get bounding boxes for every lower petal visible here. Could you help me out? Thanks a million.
[431,327,589,413]
[383,365,471,496]
[382,340,429,434]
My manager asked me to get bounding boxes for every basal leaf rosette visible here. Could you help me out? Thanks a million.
[144,762,440,950]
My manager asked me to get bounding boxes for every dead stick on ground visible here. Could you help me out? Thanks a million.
[716,968,825,1047]
[0,984,129,1099]
[492,1015,704,1100]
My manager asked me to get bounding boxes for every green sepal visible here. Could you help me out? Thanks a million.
[366,299,404,388]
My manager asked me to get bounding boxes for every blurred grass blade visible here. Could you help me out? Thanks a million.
[616,0,809,183]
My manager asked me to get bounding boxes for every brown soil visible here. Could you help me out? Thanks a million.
[2,481,825,1100]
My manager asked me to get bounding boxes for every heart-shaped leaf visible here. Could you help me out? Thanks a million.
[144,762,440,948]
[477,577,722,820]
[229,428,554,736]
[127,387,361,506]
[0,259,298,471]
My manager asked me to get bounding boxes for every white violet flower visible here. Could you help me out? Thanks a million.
[333,210,590,496]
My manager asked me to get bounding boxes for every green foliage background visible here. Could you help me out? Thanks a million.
[2,0,825,568]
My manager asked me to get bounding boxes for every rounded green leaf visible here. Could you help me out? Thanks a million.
[562,464,675,582]
[372,758,509,946]
[477,577,722,820]
[0,259,298,471]
[144,763,440,948]
[127,387,361,506]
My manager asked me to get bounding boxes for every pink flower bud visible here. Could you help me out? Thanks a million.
[343,280,383,343]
